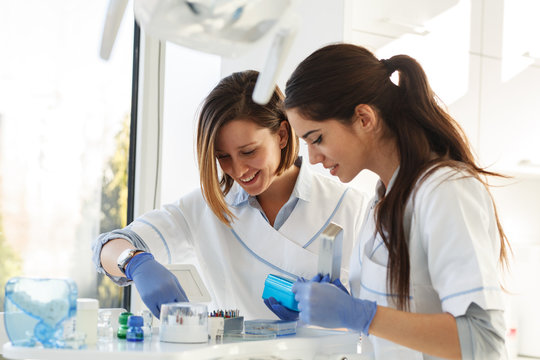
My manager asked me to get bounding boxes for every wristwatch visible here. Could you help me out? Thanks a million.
[117,248,145,274]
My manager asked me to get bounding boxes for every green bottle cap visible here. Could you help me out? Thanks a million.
[119,312,133,325]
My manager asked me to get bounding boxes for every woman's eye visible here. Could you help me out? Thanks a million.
[311,135,322,145]
[216,154,229,160]
[242,149,255,156]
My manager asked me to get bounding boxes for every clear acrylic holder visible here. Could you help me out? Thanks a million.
[3,277,79,348]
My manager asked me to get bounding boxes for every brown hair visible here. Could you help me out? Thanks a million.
[197,70,299,226]
[284,43,510,309]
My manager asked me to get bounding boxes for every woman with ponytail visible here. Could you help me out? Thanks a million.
[287,44,510,359]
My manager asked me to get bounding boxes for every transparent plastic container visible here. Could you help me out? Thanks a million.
[3,277,78,348]
[139,309,153,339]
[97,310,114,342]
[244,319,297,336]
[159,302,208,343]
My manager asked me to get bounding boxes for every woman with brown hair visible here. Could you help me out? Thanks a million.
[92,70,366,320]
[287,44,510,359]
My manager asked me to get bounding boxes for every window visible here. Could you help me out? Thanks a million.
[0,0,134,309]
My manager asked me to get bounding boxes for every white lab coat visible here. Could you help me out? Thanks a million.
[126,162,366,320]
[349,166,505,360]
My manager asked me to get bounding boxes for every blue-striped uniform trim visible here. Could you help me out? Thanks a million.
[369,240,384,258]
[360,282,413,299]
[230,229,299,280]
[440,286,501,303]
[134,218,172,264]
[302,188,350,249]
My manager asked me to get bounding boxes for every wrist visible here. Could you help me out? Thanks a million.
[124,252,155,280]
[117,248,146,276]
[347,298,377,335]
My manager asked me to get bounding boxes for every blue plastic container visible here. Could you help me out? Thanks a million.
[261,274,298,311]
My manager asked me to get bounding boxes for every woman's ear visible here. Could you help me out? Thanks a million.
[278,121,289,149]
[353,104,379,132]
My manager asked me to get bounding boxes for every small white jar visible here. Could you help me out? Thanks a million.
[76,298,99,345]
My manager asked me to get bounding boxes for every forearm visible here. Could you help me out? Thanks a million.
[369,306,461,360]
[100,238,135,277]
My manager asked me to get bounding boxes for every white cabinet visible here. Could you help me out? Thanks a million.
[346,0,540,173]
[476,0,540,170]
[347,0,459,41]
[478,57,540,169]
[481,0,540,60]
[346,0,483,153]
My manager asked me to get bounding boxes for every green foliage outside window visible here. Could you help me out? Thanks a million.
[96,113,130,308]
[0,214,22,310]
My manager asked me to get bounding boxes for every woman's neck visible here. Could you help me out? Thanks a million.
[256,164,300,225]
[371,138,400,189]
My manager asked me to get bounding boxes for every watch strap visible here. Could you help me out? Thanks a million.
[117,248,145,275]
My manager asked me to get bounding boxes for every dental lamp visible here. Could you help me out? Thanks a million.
[100,0,298,105]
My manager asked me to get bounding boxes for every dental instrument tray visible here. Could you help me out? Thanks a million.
[262,274,298,311]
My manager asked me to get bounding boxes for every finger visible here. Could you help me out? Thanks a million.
[292,281,302,293]
[267,297,278,306]
[153,305,161,319]
[299,310,309,324]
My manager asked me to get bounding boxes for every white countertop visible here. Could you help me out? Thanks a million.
[2,327,363,360]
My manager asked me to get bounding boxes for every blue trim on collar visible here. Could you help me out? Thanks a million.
[302,188,350,249]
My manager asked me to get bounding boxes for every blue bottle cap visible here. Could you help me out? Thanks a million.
[127,315,144,327]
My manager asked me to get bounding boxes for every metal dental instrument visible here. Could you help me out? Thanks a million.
[317,222,343,282]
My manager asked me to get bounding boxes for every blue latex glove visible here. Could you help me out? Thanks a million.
[312,273,349,294]
[292,281,377,335]
[125,252,188,319]
[263,296,299,321]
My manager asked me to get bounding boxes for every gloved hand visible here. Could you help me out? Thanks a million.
[292,281,377,335]
[125,252,188,319]
[263,297,299,321]
[311,273,349,294]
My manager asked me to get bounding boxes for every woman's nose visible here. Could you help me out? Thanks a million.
[231,158,248,178]
[308,146,324,165]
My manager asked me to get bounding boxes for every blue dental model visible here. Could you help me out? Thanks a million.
[4,277,78,348]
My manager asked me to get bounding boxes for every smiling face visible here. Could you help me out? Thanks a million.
[215,118,287,196]
[286,107,373,183]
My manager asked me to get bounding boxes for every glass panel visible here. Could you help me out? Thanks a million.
[0,0,134,309]
[160,43,221,204]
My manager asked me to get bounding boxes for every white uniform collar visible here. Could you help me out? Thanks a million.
[374,166,400,201]
[225,156,311,207]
